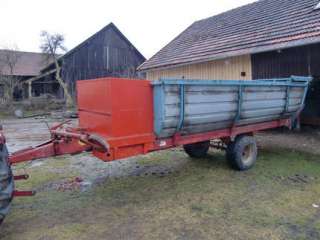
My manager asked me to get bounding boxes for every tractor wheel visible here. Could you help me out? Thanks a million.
[183,141,210,158]
[0,144,14,225]
[226,135,257,171]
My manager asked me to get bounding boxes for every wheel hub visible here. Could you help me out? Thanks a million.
[242,144,254,164]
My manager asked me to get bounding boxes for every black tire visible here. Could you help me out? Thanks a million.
[226,135,257,171]
[226,141,235,163]
[183,141,210,158]
[0,144,14,225]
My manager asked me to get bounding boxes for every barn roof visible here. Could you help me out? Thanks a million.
[0,50,52,76]
[139,0,320,71]
[40,22,145,73]
[61,22,145,62]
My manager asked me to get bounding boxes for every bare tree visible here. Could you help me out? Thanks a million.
[0,46,21,104]
[40,31,74,107]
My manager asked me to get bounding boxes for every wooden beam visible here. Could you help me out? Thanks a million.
[28,81,32,99]
[26,69,56,84]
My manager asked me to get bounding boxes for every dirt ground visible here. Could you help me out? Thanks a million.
[0,118,320,240]
[257,127,320,155]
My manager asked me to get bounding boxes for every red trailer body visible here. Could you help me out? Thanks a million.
[77,78,155,161]
[74,77,293,162]
[75,78,292,163]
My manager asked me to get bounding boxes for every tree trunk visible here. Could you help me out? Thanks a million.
[2,79,13,105]
[4,87,11,104]
[54,60,74,108]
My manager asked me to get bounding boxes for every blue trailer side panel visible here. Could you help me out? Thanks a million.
[153,76,311,138]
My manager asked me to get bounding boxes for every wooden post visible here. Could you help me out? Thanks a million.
[28,81,32,99]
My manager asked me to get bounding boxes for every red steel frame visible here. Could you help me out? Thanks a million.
[6,116,291,197]
[9,118,292,165]
[153,118,291,151]
[6,119,291,197]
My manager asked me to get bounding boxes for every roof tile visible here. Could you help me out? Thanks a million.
[0,50,52,76]
[139,0,320,71]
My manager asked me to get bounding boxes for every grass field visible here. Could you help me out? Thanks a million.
[1,144,320,240]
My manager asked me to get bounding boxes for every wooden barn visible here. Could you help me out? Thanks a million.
[0,50,53,101]
[138,0,320,125]
[32,22,145,98]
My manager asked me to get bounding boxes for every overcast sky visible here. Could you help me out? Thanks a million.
[1,0,256,59]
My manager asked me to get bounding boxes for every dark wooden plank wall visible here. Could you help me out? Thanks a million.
[251,43,320,124]
[252,43,320,79]
[60,26,145,96]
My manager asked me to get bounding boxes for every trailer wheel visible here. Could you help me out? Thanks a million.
[183,141,210,158]
[226,135,257,171]
[0,144,14,225]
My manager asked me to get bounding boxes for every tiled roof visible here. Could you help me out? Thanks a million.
[0,50,52,76]
[139,0,320,71]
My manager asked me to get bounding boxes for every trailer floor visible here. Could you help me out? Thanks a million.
[1,118,320,240]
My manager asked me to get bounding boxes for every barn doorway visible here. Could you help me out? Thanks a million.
[301,76,320,125]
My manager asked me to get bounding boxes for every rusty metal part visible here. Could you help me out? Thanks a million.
[13,190,36,197]
[88,134,110,152]
[14,174,29,181]
[50,120,72,131]
[210,140,227,150]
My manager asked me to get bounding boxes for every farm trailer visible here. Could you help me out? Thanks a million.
[0,76,311,224]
